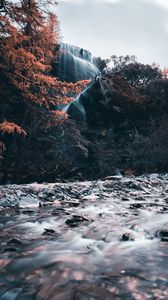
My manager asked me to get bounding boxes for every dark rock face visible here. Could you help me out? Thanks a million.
[64,73,143,129]
[53,43,100,82]
[64,81,102,125]
[64,79,124,128]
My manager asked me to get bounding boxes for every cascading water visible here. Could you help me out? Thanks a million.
[57,43,100,82]
[63,83,95,121]
[57,43,100,120]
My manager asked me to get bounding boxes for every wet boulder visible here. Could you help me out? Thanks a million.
[65,215,90,227]
[121,233,134,241]
[156,230,168,242]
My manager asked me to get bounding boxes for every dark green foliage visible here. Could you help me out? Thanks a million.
[93,56,110,73]
[111,55,162,86]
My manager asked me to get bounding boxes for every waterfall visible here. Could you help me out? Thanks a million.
[57,43,100,121]
[63,83,94,121]
[58,43,100,82]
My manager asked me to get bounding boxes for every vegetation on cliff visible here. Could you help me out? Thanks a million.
[88,56,168,176]
[0,1,168,182]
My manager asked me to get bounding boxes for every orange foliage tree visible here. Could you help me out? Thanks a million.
[0,0,90,181]
[0,0,89,127]
[162,67,168,79]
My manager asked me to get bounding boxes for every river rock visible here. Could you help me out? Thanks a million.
[121,233,134,241]
[65,215,90,227]
[157,230,168,242]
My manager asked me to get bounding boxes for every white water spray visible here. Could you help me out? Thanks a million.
[58,43,100,82]
[58,43,100,119]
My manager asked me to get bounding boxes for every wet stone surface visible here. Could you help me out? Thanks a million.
[0,174,168,299]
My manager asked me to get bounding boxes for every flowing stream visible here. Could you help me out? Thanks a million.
[0,174,168,299]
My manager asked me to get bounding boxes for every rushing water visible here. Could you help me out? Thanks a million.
[58,43,100,82]
[63,83,95,120]
[57,43,100,120]
[0,175,168,299]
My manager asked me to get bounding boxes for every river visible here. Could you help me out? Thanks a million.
[0,174,168,299]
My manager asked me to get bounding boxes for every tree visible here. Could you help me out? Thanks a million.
[144,78,168,116]
[111,55,136,70]
[111,55,161,87]
[0,0,90,182]
[93,56,110,73]
[0,1,89,109]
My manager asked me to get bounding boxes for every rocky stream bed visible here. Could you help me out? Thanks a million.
[0,174,168,299]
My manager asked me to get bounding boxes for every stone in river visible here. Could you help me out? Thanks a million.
[157,230,168,242]
[65,215,90,227]
[121,233,134,241]
[43,228,56,236]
